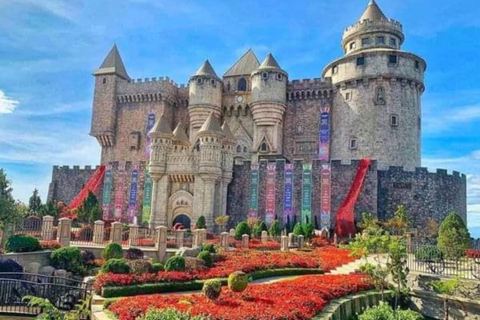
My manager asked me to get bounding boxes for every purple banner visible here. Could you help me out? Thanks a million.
[319,106,330,161]
[113,162,126,221]
[128,166,139,223]
[265,164,276,227]
[284,163,293,225]
[145,114,155,157]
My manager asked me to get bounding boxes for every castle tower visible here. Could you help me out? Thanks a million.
[90,45,130,151]
[322,0,426,169]
[188,60,222,141]
[250,53,288,155]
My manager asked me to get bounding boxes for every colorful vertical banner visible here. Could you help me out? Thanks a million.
[248,164,260,218]
[102,164,113,220]
[319,106,331,161]
[320,164,332,229]
[127,165,139,223]
[145,114,156,157]
[301,163,312,225]
[142,170,153,225]
[265,164,276,226]
[113,162,126,221]
[283,163,294,225]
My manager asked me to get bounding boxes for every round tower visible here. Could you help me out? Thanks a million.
[188,60,222,141]
[322,0,426,169]
[250,53,288,155]
[148,113,173,179]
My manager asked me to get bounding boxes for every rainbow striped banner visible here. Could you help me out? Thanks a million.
[301,163,312,225]
[265,163,276,226]
[320,164,332,229]
[248,164,260,218]
[113,162,125,221]
[127,165,139,223]
[142,170,152,225]
[283,163,294,225]
[319,106,330,161]
[102,163,113,220]
[145,114,155,157]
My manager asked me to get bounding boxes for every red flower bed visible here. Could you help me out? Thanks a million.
[466,249,480,259]
[94,246,354,292]
[109,274,371,320]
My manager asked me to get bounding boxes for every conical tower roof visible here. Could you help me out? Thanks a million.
[198,112,222,134]
[221,121,236,141]
[359,0,387,21]
[258,53,281,70]
[173,123,190,144]
[93,44,130,80]
[193,60,220,80]
[224,49,260,77]
[149,113,173,137]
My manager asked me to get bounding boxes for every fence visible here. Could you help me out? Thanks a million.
[406,236,480,280]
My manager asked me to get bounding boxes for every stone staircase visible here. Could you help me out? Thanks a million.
[328,254,389,275]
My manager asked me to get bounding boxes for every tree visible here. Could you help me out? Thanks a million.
[77,191,102,224]
[387,238,409,310]
[429,277,460,320]
[28,188,42,214]
[384,205,410,235]
[195,215,206,229]
[268,220,281,237]
[0,168,14,202]
[360,263,389,302]
[253,221,267,238]
[437,211,471,259]
[0,168,21,230]
[38,201,61,220]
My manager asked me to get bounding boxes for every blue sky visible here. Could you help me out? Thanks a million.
[0,0,479,231]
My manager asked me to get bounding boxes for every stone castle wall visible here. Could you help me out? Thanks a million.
[48,165,100,204]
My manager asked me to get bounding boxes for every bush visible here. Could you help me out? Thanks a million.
[234,221,251,240]
[268,220,281,237]
[228,271,248,292]
[165,255,186,272]
[197,251,213,267]
[302,223,315,239]
[124,248,144,260]
[438,211,471,259]
[201,243,216,254]
[101,259,130,274]
[5,234,41,253]
[77,225,93,241]
[359,303,424,320]
[152,263,164,273]
[195,216,206,229]
[415,245,443,262]
[293,223,305,236]
[127,259,154,274]
[80,250,96,265]
[141,308,208,320]
[102,243,123,260]
[253,221,267,238]
[50,247,82,273]
[202,279,222,300]
[0,258,23,273]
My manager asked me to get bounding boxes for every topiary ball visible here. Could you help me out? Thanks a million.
[124,248,144,260]
[165,255,186,272]
[127,259,154,274]
[101,258,130,274]
[201,243,216,254]
[197,250,213,267]
[5,234,41,253]
[202,279,222,300]
[152,262,164,273]
[50,247,82,271]
[102,243,123,260]
[228,271,248,292]
[234,221,251,241]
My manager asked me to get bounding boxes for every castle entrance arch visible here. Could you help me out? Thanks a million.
[172,214,191,229]
[168,190,193,228]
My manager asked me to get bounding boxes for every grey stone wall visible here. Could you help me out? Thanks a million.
[48,165,99,204]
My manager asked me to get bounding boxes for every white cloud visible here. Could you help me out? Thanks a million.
[0,90,19,114]
[423,104,480,135]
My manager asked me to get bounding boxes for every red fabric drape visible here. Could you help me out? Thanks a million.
[335,158,371,238]
[68,165,106,209]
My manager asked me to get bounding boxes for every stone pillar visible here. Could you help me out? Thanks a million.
[110,222,123,244]
[229,228,235,237]
[220,232,229,248]
[333,233,338,246]
[199,229,207,246]
[155,226,167,262]
[298,235,304,248]
[92,220,105,245]
[281,235,288,251]
[288,233,295,247]
[261,230,268,244]
[129,224,139,247]
[175,229,186,248]
[201,179,216,229]
[242,234,249,248]
[150,176,169,228]
[192,229,199,247]
[57,218,72,247]
[41,215,54,241]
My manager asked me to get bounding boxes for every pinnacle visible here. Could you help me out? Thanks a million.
[259,53,282,70]
[150,113,173,136]
[221,121,236,141]
[359,0,387,21]
[94,44,130,80]
[198,112,222,134]
[193,60,220,79]
[224,49,260,77]
[173,123,190,143]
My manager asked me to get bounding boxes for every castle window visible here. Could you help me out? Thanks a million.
[390,38,397,46]
[260,142,268,152]
[356,57,365,66]
[389,55,398,64]
[129,132,140,150]
[361,38,371,47]
[243,146,248,153]
[227,82,231,91]
[349,42,356,50]
[349,139,357,150]
[415,60,420,70]
[237,78,247,91]
[345,92,351,101]
[210,79,216,86]
[236,145,241,153]
[390,114,399,126]
[102,78,107,85]
[262,72,269,79]
[332,65,338,74]
[197,78,203,85]
[375,86,386,105]
[276,73,283,80]
[376,36,385,45]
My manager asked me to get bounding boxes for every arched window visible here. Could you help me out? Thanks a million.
[243,146,248,153]
[237,78,247,91]
[194,141,200,152]
[375,86,386,105]
[261,142,267,152]
[227,82,231,92]
[236,145,241,153]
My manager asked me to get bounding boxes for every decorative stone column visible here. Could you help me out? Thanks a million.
[242,234,249,248]
[92,220,105,245]
[288,233,295,247]
[261,230,268,244]
[220,232,229,248]
[333,233,338,246]
[57,218,72,247]
[175,229,186,248]
[155,226,167,262]
[199,229,207,246]
[281,236,288,251]
[229,229,235,237]
[298,235,304,248]
[129,224,139,247]
[192,229,199,247]
[110,222,123,244]
[41,215,54,241]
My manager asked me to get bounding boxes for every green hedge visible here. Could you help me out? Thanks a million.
[101,268,323,298]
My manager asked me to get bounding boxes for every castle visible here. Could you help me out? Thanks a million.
[48,1,467,231]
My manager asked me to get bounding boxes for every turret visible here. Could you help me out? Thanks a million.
[148,113,173,179]
[250,53,288,155]
[221,122,236,174]
[172,123,191,151]
[90,45,130,149]
[197,112,224,177]
[188,60,222,140]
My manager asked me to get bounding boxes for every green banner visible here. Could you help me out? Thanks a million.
[102,164,113,220]
[248,164,259,218]
[301,163,312,225]
[142,170,152,224]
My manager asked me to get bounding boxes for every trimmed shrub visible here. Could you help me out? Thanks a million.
[142,308,208,320]
[253,221,267,238]
[124,248,144,260]
[102,243,123,260]
[359,303,424,320]
[201,243,216,254]
[77,225,93,241]
[165,255,186,272]
[101,259,130,274]
[152,263,164,273]
[202,279,222,300]
[268,219,281,237]
[80,250,96,265]
[128,260,154,274]
[50,247,82,273]
[0,258,23,273]
[234,221,251,240]
[5,234,41,253]
[195,216,206,229]
[302,223,315,240]
[438,211,471,259]
[228,271,248,292]
[415,245,443,262]
[197,251,213,267]
[293,223,305,236]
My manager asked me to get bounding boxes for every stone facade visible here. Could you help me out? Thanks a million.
[49,1,467,230]
[48,165,100,204]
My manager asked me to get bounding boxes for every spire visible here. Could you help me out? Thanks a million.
[221,121,236,141]
[198,112,222,134]
[173,123,190,144]
[93,44,130,80]
[193,60,220,79]
[257,53,283,71]
[359,0,387,22]
[149,113,173,137]
[224,49,260,77]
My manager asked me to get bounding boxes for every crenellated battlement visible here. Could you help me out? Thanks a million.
[52,165,100,172]
[343,18,403,41]
[287,78,333,101]
[127,76,186,88]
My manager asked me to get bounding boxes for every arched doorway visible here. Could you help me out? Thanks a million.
[172,214,191,229]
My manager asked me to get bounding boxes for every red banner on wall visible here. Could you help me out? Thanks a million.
[265,163,276,227]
